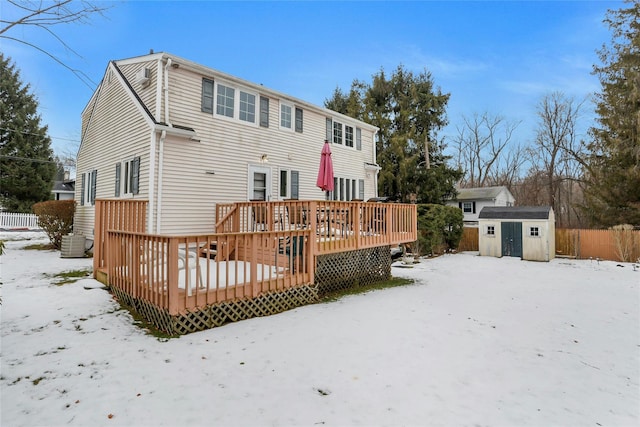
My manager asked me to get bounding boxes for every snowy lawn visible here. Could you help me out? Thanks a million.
[1,232,638,426]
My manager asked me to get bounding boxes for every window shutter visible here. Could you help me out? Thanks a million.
[115,163,121,197]
[472,202,476,214]
[295,108,303,133]
[260,96,269,127]
[326,118,332,142]
[132,157,140,195]
[202,78,214,113]
[291,170,299,200]
[81,173,86,205]
[359,179,364,200]
[356,127,362,151]
[458,202,462,209]
[91,170,97,205]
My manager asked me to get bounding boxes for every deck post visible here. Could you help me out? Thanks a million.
[93,200,103,278]
[353,202,361,249]
[167,237,180,315]
[250,233,259,297]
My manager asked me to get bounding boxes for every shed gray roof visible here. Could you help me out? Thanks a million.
[478,206,552,220]
[455,186,510,201]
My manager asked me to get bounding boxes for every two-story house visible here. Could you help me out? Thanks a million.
[446,186,515,226]
[75,52,380,242]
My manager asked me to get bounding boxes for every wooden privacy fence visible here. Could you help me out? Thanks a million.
[0,212,40,229]
[457,227,479,252]
[556,228,640,262]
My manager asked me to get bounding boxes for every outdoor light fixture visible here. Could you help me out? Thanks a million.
[260,154,269,163]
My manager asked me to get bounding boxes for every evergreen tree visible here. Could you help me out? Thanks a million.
[0,54,56,212]
[325,65,461,203]
[585,0,640,226]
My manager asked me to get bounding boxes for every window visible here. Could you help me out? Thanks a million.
[280,169,300,199]
[345,125,354,147]
[216,84,235,118]
[260,96,269,127]
[333,121,343,144]
[356,127,362,151]
[239,91,255,123]
[116,157,140,196]
[487,225,495,235]
[295,107,303,133]
[202,78,214,113]
[529,226,540,237]
[279,169,299,199]
[81,170,97,206]
[280,103,292,129]
[462,202,475,213]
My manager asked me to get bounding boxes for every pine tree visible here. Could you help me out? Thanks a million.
[325,65,461,203]
[585,0,640,226]
[0,54,56,212]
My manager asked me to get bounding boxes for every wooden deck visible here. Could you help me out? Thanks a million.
[93,199,417,320]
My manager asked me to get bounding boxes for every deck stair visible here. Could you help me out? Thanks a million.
[199,241,218,259]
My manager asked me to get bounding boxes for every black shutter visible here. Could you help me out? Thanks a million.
[291,171,299,200]
[295,108,303,133]
[131,157,140,195]
[202,78,214,113]
[115,163,121,197]
[91,170,97,204]
[472,202,476,214]
[458,202,462,209]
[326,118,332,142]
[81,173,86,205]
[260,96,269,127]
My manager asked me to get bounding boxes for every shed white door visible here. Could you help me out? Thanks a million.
[248,165,272,201]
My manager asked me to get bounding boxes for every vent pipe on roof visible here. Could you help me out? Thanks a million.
[164,58,172,127]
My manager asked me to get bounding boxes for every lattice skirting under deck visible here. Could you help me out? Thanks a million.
[110,284,319,335]
[315,245,391,294]
[109,246,391,335]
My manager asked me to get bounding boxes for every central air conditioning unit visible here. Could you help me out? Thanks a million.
[136,67,151,87]
[60,234,86,258]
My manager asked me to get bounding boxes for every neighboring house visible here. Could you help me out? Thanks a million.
[478,206,555,262]
[75,52,380,242]
[52,179,75,200]
[447,186,515,226]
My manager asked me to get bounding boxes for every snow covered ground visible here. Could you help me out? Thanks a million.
[1,231,638,427]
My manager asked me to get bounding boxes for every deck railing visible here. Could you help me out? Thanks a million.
[107,229,314,315]
[94,199,147,276]
[214,200,417,255]
[95,199,416,316]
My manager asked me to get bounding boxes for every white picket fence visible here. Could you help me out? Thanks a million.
[0,212,40,230]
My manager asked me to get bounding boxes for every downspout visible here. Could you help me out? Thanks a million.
[156,57,172,233]
[147,131,156,233]
[164,58,172,126]
[156,130,166,234]
[373,129,379,198]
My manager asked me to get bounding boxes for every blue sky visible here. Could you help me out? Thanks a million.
[2,0,622,158]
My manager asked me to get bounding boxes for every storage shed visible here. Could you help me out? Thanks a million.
[478,206,555,262]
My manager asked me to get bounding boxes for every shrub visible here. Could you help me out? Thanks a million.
[32,200,75,249]
[414,204,464,256]
[610,224,638,262]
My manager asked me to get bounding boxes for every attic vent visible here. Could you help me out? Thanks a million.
[136,67,151,87]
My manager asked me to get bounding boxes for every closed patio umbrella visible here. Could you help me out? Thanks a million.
[316,140,334,196]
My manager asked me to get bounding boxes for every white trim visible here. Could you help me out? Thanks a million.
[248,164,272,201]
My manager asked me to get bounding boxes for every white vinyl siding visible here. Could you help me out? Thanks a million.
[77,55,381,236]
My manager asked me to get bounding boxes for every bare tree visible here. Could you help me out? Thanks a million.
[452,112,521,188]
[528,92,587,227]
[1,0,110,89]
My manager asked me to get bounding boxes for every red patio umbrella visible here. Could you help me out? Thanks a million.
[316,140,334,193]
